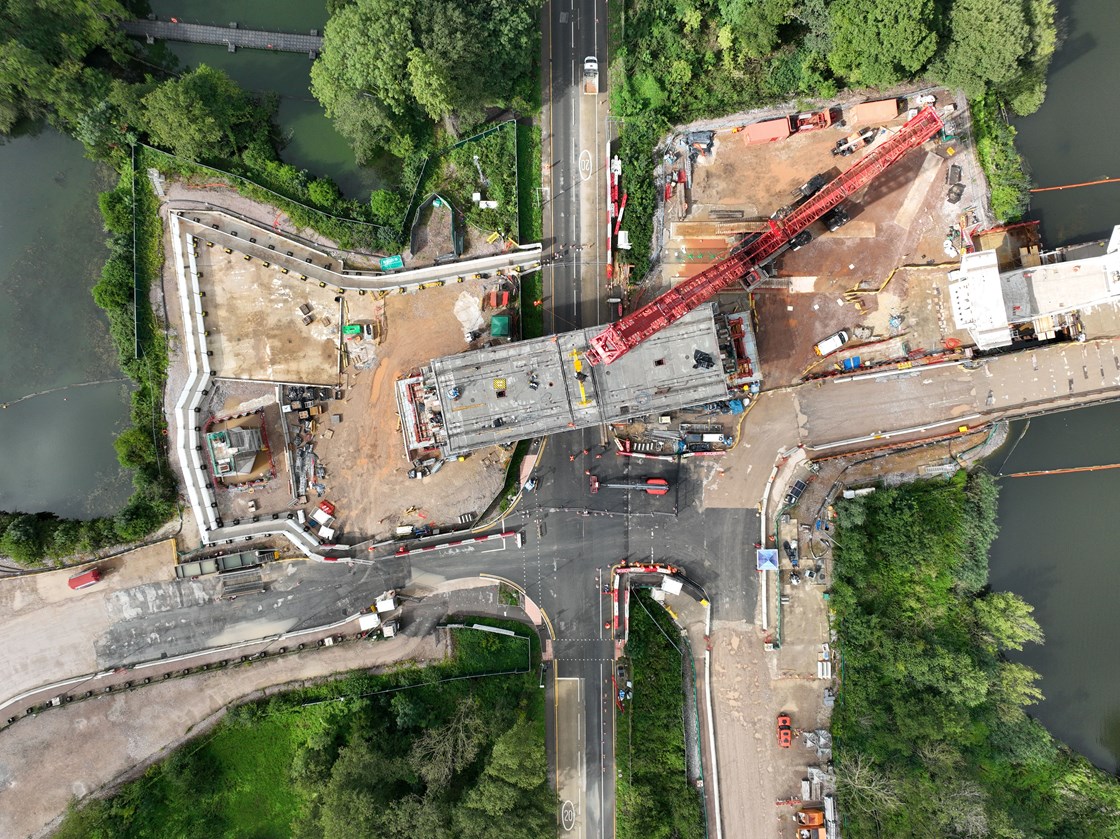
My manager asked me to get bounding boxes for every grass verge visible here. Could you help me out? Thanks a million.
[617,590,705,839]
[497,439,533,513]
[55,623,545,838]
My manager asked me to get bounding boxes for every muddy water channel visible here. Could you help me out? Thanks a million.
[987,405,1120,773]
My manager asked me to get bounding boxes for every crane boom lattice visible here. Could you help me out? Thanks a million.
[586,106,944,365]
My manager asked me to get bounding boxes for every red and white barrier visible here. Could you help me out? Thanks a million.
[391,530,518,557]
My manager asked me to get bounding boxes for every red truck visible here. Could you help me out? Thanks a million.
[68,568,102,590]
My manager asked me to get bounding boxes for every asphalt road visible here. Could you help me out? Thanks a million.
[408,440,761,838]
[93,558,412,667]
[543,0,609,337]
[539,0,616,834]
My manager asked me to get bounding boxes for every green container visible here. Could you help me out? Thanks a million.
[379,254,404,271]
[490,315,511,338]
[342,324,362,335]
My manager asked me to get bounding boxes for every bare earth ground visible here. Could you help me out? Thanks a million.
[0,541,176,709]
[155,187,510,546]
[709,625,804,839]
[667,92,986,387]
[193,245,340,384]
[202,382,296,527]
[0,632,446,839]
[314,280,508,541]
[753,140,972,385]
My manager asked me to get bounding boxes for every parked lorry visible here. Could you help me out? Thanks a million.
[68,568,102,590]
[583,56,599,94]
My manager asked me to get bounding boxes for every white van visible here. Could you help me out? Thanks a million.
[813,330,849,357]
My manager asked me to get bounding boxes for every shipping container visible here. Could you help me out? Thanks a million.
[742,118,791,144]
[851,98,900,125]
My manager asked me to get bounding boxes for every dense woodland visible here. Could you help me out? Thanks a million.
[313,0,541,164]
[54,625,554,839]
[831,470,1120,837]
[610,0,1057,275]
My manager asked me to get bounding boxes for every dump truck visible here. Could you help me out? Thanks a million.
[583,56,599,94]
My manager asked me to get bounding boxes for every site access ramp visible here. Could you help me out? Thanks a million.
[586,106,945,365]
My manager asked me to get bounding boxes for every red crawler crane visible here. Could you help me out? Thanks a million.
[586,106,945,365]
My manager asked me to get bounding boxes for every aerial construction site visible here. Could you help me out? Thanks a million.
[11,70,1120,839]
[152,88,1066,557]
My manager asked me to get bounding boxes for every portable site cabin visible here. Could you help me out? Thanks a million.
[742,118,791,145]
[358,612,382,632]
[660,577,684,596]
[850,98,899,125]
[375,591,399,614]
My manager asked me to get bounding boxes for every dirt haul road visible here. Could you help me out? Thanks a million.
[0,633,445,839]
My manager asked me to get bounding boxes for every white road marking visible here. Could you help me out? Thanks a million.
[579,149,592,181]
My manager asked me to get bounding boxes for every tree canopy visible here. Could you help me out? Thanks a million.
[827,0,939,87]
[935,0,1032,97]
[832,470,1120,837]
[141,65,264,161]
[311,0,541,161]
[0,0,132,133]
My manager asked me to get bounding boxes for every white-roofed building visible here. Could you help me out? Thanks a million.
[949,225,1120,350]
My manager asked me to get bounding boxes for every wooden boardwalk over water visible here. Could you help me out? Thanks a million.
[122,19,322,56]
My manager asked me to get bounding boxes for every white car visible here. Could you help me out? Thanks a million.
[813,330,849,357]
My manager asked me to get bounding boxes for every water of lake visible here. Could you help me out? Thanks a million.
[0,128,132,518]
